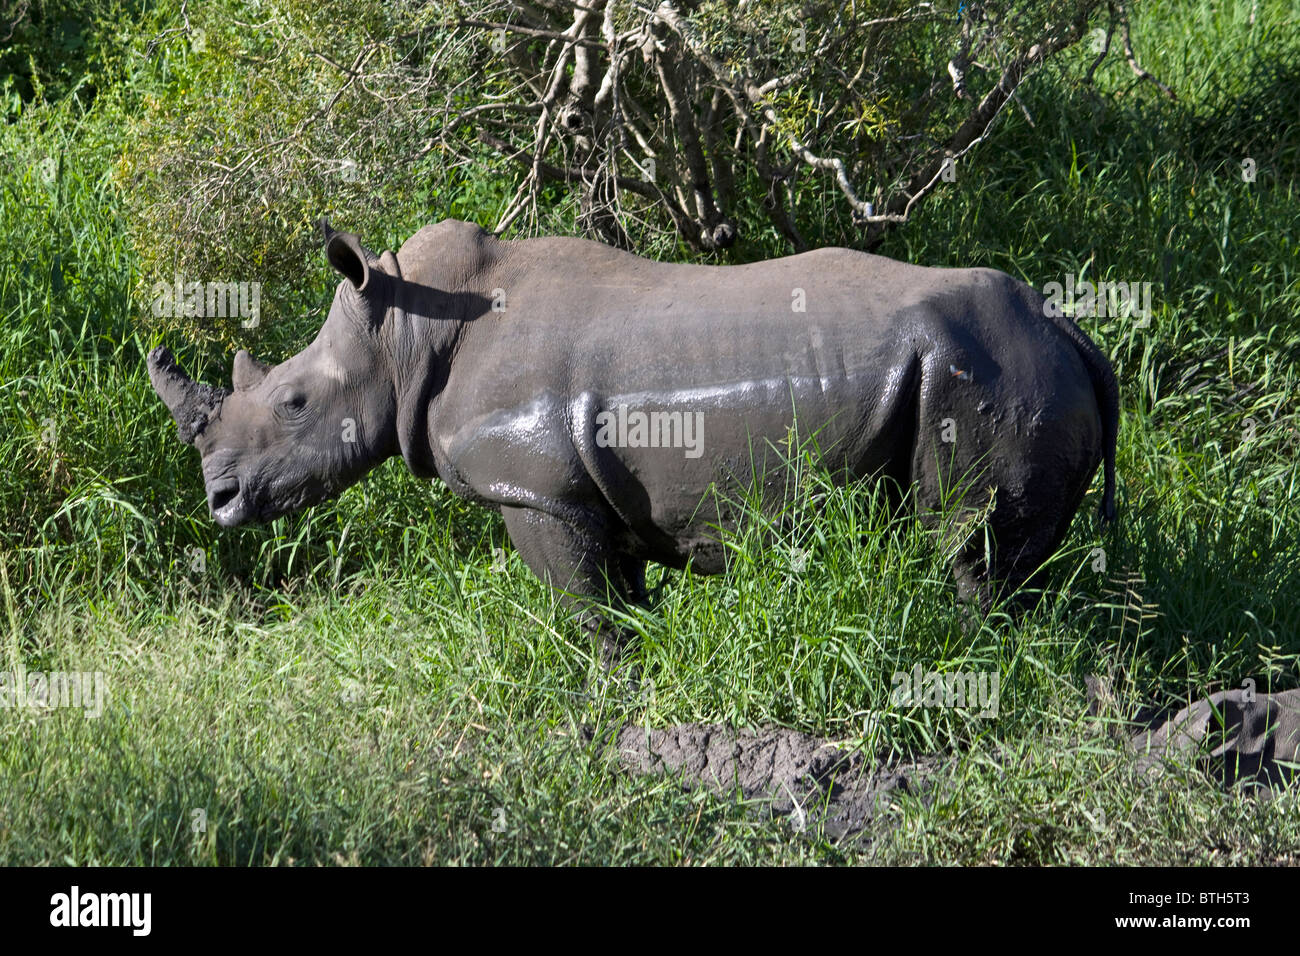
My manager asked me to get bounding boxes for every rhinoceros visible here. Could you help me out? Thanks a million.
[149,219,1117,662]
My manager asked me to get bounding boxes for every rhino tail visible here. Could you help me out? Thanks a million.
[1091,350,1119,526]
[1044,307,1119,525]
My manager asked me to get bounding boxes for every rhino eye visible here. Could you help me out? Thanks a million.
[275,392,308,417]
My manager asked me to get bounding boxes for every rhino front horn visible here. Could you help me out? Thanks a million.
[147,346,229,445]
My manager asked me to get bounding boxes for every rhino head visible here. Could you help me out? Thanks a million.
[148,223,399,526]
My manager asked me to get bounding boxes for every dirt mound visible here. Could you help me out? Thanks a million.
[602,723,938,843]
[593,690,1300,845]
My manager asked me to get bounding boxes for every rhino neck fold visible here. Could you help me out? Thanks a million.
[386,261,469,483]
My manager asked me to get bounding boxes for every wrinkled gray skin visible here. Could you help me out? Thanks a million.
[149,220,1118,663]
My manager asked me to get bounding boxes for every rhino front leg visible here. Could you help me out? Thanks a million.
[499,505,644,670]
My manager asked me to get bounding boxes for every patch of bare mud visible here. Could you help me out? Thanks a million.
[590,690,1299,844]
[593,722,940,844]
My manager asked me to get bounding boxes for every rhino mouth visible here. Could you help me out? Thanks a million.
[208,479,252,526]
[207,475,332,526]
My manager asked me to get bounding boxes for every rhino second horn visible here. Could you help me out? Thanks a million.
[233,349,270,391]
[147,346,230,445]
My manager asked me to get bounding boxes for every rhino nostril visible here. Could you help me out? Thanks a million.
[210,482,240,513]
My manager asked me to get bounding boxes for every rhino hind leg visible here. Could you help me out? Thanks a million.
[500,505,645,670]
[947,460,1097,615]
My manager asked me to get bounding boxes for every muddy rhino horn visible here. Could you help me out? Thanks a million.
[147,346,230,445]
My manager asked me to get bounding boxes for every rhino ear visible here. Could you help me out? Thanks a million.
[232,349,270,391]
[322,221,374,292]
